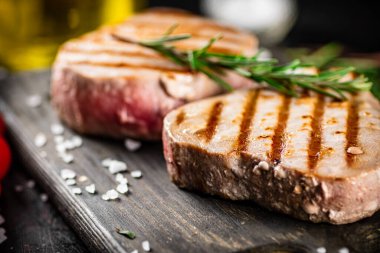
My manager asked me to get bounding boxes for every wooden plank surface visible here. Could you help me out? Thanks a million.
[0,71,380,253]
[0,157,88,253]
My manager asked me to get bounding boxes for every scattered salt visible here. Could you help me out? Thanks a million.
[71,187,82,195]
[316,247,326,253]
[338,247,350,253]
[108,160,127,174]
[131,170,142,179]
[71,136,83,148]
[78,175,88,182]
[124,139,141,152]
[26,180,35,188]
[14,185,23,192]
[40,193,48,202]
[50,123,64,135]
[34,133,47,147]
[116,183,129,194]
[26,94,42,108]
[142,240,151,252]
[60,169,76,180]
[61,153,74,164]
[65,179,76,186]
[115,173,128,184]
[85,184,96,194]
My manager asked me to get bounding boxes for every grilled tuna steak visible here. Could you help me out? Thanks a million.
[51,8,258,140]
[163,89,380,224]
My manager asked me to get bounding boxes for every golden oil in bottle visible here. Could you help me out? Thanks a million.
[0,0,143,71]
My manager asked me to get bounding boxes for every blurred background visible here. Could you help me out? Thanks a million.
[0,0,379,71]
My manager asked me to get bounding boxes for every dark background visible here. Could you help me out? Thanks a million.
[148,0,380,52]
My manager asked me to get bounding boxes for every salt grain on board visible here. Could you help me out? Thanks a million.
[316,247,326,253]
[61,153,74,164]
[85,184,96,194]
[130,250,138,253]
[338,247,350,253]
[71,136,83,148]
[26,180,35,188]
[34,133,47,147]
[142,240,151,252]
[116,183,129,194]
[71,187,82,195]
[50,123,64,135]
[26,94,42,108]
[65,179,76,186]
[40,193,49,202]
[115,173,128,184]
[14,185,23,192]
[108,160,127,174]
[124,138,142,152]
[60,169,76,180]
[131,170,142,179]
[78,175,88,182]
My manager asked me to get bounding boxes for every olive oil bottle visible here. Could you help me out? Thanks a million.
[0,0,143,71]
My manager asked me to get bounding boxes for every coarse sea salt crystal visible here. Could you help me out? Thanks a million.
[14,185,23,192]
[116,183,129,194]
[107,189,119,200]
[65,179,76,186]
[78,175,88,182]
[71,136,83,148]
[50,123,64,135]
[108,160,127,174]
[34,133,47,147]
[26,180,35,188]
[61,153,74,164]
[26,94,42,108]
[101,158,113,168]
[131,170,142,179]
[40,193,48,202]
[85,184,96,194]
[71,187,82,195]
[101,194,110,201]
[54,136,65,144]
[115,173,128,184]
[124,139,141,152]
[130,250,138,253]
[0,232,7,244]
[60,169,76,180]
[338,247,350,253]
[142,240,151,252]
[316,247,326,253]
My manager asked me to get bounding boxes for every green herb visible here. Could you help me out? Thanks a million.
[112,30,374,101]
[116,228,136,239]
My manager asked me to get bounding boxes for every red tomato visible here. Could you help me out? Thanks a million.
[0,115,5,135]
[0,137,11,181]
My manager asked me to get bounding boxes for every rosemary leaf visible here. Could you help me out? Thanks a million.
[116,228,136,239]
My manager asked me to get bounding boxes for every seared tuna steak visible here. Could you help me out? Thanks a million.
[51,9,258,140]
[163,89,380,224]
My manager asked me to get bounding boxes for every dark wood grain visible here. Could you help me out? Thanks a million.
[0,71,380,253]
[0,157,88,253]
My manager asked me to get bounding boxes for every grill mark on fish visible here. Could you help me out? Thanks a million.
[176,110,186,126]
[346,98,360,166]
[270,96,291,164]
[67,61,189,73]
[63,48,163,59]
[308,94,326,172]
[196,101,224,142]
[236,90,260,153]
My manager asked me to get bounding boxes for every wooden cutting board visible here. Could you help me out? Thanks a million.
[0,71,379,253]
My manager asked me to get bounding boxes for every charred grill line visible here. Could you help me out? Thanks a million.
[175,110,186,125]
[236,90,260,153]
[346,99,360,166]
[64,61,189,73]
[196,101,224,142]
[270,96,291,163]
[308,94,326,172]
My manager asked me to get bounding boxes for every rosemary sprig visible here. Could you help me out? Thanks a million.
[113,31,374,100]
